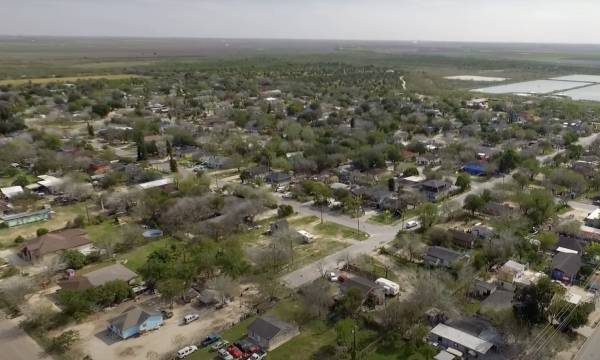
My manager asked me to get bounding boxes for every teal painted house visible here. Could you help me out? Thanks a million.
[108,306,163,340]
[0,208,51,228]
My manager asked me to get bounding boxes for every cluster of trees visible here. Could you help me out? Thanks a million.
[513,277,594,331]
[58,280,132,319]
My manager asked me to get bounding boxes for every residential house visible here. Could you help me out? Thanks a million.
[449,229,477,249]
[242,166,269,183]
[462,162,489,177]
[0,186,24,200]
[420,180,452,202]
[20,228,93,262]
[37,175,64,194]
[265,171,292,185]
[429,323,494,359]
[137,178,175,191]
[585,209,600,229]
[555,235,583,255]
[247,316,299,350]
[482,202,516,218]
[470,280,497,299]
[352,186,392,209]
[551,252,581,285]
[59,264,138,291]
[1,208,51,228]
[339,275,386,305]
[424,246,465,268]
[108,306,164,340]
[497,260,526,285]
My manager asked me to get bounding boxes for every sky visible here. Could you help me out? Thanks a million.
[2,0,600,44]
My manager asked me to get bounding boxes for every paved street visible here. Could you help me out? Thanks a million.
[0,313,48,360]
[281,132,600,288]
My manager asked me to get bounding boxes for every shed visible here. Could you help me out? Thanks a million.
[247,316,299,350]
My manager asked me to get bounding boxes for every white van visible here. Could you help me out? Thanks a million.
[177,345,198,359]
[375,278,400,296]
[184,313,200,324]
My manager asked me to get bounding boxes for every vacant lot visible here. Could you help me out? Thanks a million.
[0,74,145,86]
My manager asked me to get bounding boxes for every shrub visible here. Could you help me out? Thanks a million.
[14,235,25,244]
[277,204,294,218]
[36,228,49,236]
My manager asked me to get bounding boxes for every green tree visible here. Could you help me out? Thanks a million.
[538,232,558,251]
[62,250,87,270]
[455,174,471,192]
[417,203,439,230]
[463,194,484,215]
[91,103,111,117]
[403,167,419,177]
[518,189,556,226]
[87,122,94,137]
[157,277,186,309]
[48,330,79,354]
[497,149,520,173]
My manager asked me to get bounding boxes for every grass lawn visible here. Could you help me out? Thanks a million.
[369,212,402,225]
[314,221,369,241]
[288,238,348,272]
[0,74,145,86]
[366,339,438,360]
[289,215,319,226]
[0,203,87,247]
[189,299,338,360]
[116,237,174,271]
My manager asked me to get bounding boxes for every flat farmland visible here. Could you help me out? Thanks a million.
[0,74,146,86]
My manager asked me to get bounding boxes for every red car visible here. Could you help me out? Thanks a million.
[227,345,243,359]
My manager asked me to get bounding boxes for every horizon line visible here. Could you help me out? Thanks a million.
[2,34,600,47]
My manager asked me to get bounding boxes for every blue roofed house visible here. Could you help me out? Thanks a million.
[108,306,163,339]
[462,162,488,177]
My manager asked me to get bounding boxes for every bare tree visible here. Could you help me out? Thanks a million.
[299,278,334,319]
[208,275,238,305]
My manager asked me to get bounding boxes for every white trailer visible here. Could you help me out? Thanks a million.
[375,278,400,296]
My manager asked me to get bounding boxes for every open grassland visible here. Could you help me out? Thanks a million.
[0,74,146,86]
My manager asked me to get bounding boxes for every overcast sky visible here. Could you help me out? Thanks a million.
[2,0,600,43]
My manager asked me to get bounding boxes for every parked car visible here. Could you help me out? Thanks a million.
[404,220,419,229]
[184,313,200,324]
[201,334,222,347]
[249,350,267,360]
[326,271,339,282]
[218,348,234,360]
[211,340,230,351]
[177,345,198,359]
[234,339,260,353]
[160,309,173,319]
[227,345,243,359]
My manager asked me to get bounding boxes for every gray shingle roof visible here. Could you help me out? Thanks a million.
[248,316,295,340]
[109,306,159,332]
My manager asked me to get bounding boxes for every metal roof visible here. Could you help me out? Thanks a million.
[430,323,493,355]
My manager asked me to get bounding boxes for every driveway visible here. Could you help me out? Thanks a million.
[0,313,49,360]
[70,295,250,360]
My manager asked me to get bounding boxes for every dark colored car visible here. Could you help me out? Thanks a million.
[201,334,222,347]
[235,340,260,354]
[227,345,243,359]
[160,309,174,319]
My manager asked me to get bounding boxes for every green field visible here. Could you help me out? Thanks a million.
[0,74,145,86]
[314,221,369,241]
